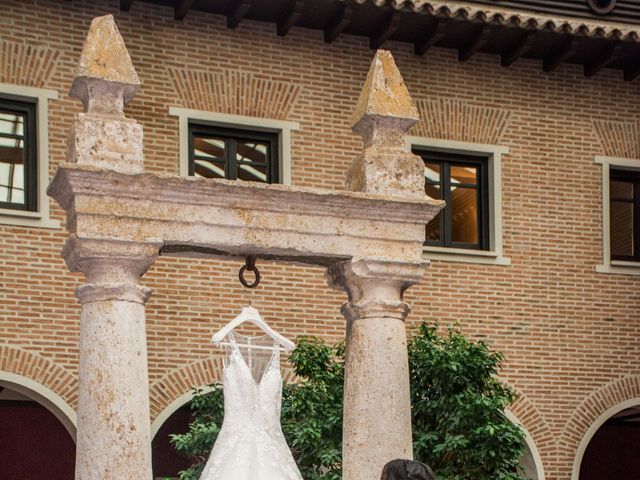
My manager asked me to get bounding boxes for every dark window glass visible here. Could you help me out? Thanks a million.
[610,169,640,261]
[0,98,37,211]
[188,124,278,184]
[414,149,489,250]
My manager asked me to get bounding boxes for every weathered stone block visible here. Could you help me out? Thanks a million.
[346,150,425,198]
[67,113,144,174]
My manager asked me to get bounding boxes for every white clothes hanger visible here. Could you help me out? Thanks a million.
[212,306,296,352]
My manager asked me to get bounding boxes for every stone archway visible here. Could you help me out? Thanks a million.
[503,386,552,480]
[504,409,546,480]
[149,356,225,420]
[0,372,77,479]
[509,390,555,458]
[151,392,198,479]
[560,374,640,479]
[0,346,77,433]
[577,400,640,480]
[49,14,442,480]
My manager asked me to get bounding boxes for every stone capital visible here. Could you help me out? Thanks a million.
[63,236,160,304]
[327,259,426,321]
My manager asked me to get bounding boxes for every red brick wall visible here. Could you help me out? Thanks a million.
[1,1,640,478]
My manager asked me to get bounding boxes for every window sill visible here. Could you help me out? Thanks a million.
[423,246,511,265]
[596,261,640,276]
[0,208,60,229]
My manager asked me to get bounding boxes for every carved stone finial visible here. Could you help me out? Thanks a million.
[347,50,424,199]
[66,14,145,174]
[351,50,419,146]
[70,14,140,115]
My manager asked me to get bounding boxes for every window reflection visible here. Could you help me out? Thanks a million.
[450,165,477,185]
[424,163,440,183]
[193,137,225,160]
[189,125,277,183]
[451,186,478,243]
[238,163,267,182]
[0,110,27,206]
[416,150,487,250]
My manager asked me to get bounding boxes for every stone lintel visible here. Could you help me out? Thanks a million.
[48,164,441,267]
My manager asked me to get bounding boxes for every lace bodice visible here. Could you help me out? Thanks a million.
[200,334,303,480]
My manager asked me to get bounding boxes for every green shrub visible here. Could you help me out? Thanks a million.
[282,337,344,480]
[409,324,526,480]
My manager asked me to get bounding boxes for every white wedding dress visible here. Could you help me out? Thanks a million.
[200,332,303,480]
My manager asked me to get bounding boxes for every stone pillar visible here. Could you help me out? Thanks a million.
[329,260,425,480]
[65,238,158,480]
[334,50,432,480]
[62,15,157,479]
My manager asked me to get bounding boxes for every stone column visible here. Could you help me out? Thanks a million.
[65,238,158,480]
[334,50,435,480]
[328,260,426,480]
[61,16,157,479]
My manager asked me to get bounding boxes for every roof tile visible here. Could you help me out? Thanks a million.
[347,0,640,42]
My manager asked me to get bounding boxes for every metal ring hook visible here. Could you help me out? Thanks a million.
[239,255,261,289]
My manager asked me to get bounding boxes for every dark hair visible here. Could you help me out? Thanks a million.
[381,459,436,480]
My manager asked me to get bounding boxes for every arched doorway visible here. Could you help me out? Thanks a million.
[0,380,76,479]
[152,402,195,478]
[579,403,640,479]
[519,440,540,480]
[504,411,545,480]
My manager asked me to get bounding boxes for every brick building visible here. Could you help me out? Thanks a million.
[1,0,640,478]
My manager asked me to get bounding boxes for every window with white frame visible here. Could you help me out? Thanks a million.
[408,137,510,265]
[170,107,299,186]
[0,84,58,229]
[595,156,640,275]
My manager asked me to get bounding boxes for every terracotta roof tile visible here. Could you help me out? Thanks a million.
[346,0,640,42]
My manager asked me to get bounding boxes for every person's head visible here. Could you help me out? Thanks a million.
[380,459,436,480]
